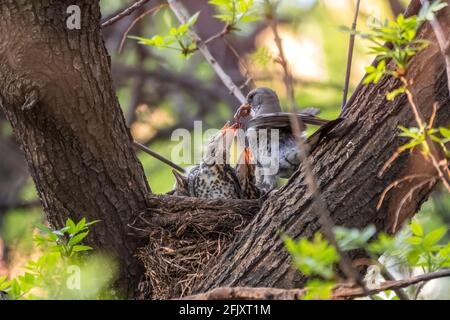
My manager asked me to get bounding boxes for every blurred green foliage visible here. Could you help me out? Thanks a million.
[0,218,117,300]
[284,219,450,300]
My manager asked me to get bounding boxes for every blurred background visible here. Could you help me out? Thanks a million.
[4,0,449,286]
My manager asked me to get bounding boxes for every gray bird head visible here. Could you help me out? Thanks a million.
[246,87,282,116]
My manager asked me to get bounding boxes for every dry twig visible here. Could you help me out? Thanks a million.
[342,0,361,109]
[102,0,152,28]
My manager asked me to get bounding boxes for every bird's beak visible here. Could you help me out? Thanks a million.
[234,103,251,122]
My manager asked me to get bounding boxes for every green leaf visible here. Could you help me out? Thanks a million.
[423,227,447,248]
[209,0,230,5]
[66,218,76,233]
[49,245,64,253]
[239,15,259,22]
[419,0,448,22]
[398,139,422,152]
[410,221,423,237]
[334,225,376,251]
[187,11,200,27]
[181,24,191,35]
[84,220,101,227]
[68,231,89,247]
[47,233,59,242]
[0,276,11,291]
[439,127,450,139]
[10,279,22,298]
[386,86,406,101]
[284,233,339,280]
[36,224,52,234]
[71,245,93,253]
[214,14,233,22]
[75,218,86,234]
[408,236,422,245]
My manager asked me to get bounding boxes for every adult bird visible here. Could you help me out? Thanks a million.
[172,123,243,199]
[234,87,342,191]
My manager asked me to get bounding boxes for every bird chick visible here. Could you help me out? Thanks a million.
[172,123,243,199]
[235,147,260,200]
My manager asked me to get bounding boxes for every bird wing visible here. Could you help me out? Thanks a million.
[247,112,330,130]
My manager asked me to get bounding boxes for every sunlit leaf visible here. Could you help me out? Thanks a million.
[423,227,447,248]
[410,220,423,237]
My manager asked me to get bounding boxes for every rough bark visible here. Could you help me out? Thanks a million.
[0,0,151,297]
[195,2,450,292]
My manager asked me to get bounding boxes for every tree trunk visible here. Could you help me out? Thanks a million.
[0,0,151,297]
[195,2,450,292]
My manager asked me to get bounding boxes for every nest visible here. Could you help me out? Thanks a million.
[131,195,261,300]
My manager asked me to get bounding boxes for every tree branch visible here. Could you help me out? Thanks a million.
[342,0,361,109]
[181,269,450,300]
[167,0,246,104]
[265,4,296,109]
[132,141,185,173]
[101,0,152,28]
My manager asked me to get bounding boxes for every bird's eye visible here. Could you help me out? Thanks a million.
[247,93,255,103]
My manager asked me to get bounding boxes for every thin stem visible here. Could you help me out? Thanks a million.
[377,262,410,300]
[342,0,361,109]
[204,24,230,45]
[132,141,185,173]
[266,6,296,109]
[401,77,425,130]
[102,0,152,28]
[119,5,166,53]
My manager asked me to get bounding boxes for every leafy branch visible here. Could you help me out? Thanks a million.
[284,218,450,300]
[0,218,118,300]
